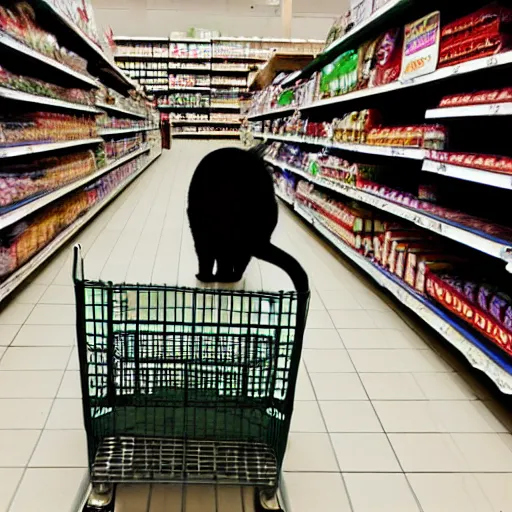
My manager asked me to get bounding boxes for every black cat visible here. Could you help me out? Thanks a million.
[187,145,308,291]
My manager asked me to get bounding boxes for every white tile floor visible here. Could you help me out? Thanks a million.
[0,141,511,512]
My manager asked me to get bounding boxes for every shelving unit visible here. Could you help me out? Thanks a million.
[114,36,323,138]
[288,199,512,395]
[0,1,162,302]
[249,1,512,392]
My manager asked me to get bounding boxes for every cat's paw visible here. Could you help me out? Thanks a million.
[215,272,242,283]
[196,273,216,283]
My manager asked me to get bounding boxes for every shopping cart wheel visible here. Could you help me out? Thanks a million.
[258,489,284,511]
[84,484,114,511]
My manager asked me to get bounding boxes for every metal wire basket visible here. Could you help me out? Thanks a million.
[73,245,310,491]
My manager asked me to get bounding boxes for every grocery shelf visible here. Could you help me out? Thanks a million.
[247,105,297,120]
[96,102,147,119]
[167,86,212,91]
[98,127,159,136]
[37,0,136,91]
[115,54,170,60]
[288,201,512,394]
[259,133,426,160]
[212,65,251,72]
[0,86,101,113]
[251,52,512,119]
[275,189,294,206]
[173,131,239,137]
[267,157,512,264]
[171,120,241,125]
[210,105,241,110]
[157,105,211,110]
[0,31,99,88]
[425,103,512,119]
[281,0,409,87]
[303,52,512,111]
[114,36,169,42]
[0,150,161,303]
[168,67,211,72]
[0,137,103,159]
[0,145,150,231]
[422,159,512,190]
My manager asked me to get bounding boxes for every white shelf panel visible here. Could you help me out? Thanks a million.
[0,150,161,303]
[426,103,512,119]
[0,138,103,159]
[260,133,425,160]
[173,131,239,137]
[211,105,241,110]
[0,87,101,113]
[171,120,241,125]
[0,146,150,231]
[422,159,512,190]
[267,157,512,263]
[98,127,159,136]
[290,202,512,394]
[247,105,297,120]
[96,103,147,119]
[0,31,99,88]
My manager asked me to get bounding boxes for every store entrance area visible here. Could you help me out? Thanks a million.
[1,141,511,512]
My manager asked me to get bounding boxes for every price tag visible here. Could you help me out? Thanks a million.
[390,147,405,157]
[436,163,447,173]
[452,64,461,75]
[489,104,501,115]
[487,56,498,67]
[416,215,443,233]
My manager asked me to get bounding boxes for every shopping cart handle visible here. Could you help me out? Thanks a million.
[73,244,84,283]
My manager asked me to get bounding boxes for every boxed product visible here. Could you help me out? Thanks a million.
[319,50,359,98]
[439,3,512,68]
[426,270,512,356]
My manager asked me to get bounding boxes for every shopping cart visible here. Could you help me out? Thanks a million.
[73,245,310,511]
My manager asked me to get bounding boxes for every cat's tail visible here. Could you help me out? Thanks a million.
[254,243,309,293]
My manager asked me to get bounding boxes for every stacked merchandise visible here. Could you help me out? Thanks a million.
[0,150,98,209]
[114,37,323,138]
[0,2,91,73]
[250,1,512,391]
[0,0,161,301]
[0,157,146,280]
[0,65,96,105]
[0,112,97,145]
[249,3,512,117]
[169,74,211,88]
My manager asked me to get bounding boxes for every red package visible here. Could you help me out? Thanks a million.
[370,28,403,87]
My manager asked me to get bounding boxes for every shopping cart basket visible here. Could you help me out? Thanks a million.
[73,245,310,510]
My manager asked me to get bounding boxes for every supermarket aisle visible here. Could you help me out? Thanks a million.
[0,141,511,512]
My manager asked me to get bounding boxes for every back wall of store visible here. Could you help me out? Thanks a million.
[92,0,346,39]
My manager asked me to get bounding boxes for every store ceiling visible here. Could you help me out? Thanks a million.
[94,0,345,16]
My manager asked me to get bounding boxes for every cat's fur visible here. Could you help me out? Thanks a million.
[187,145,308,291]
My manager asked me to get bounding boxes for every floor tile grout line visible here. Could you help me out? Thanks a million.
[122,153,172,282]
[299,357,356,512]
[149,142,180,284]
[321,306,427,512]
[96,162,163,282]
[5,347,74,511]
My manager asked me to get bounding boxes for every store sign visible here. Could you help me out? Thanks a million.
[401,11,440,81]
